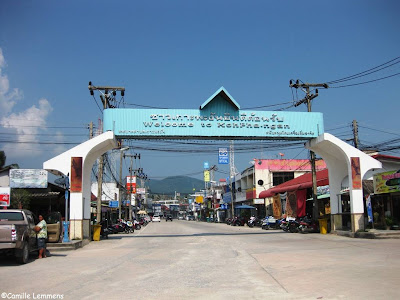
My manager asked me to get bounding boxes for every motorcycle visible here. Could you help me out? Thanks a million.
[231,216,245,226]
[138,218,148,227]
[261,216,278,230]
[288,218,301,233]
[133,219,141,230]
[298,216,319,233]
[280,217,300,233]
[247,217,262,228]
[99,220,109,239]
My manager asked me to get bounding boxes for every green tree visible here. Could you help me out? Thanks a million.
[0,151,5,169]
[10,189,31,209]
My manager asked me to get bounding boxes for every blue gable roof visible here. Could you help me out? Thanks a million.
[200,87,240,111]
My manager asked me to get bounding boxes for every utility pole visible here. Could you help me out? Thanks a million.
[230,141,236,219]
[124,153,141,220]
[290,80,329,220]
[118,147,129,220]
[352,120,359,149]
[88,82,125,224]
[88,121,93,139]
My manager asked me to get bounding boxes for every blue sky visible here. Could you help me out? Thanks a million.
[0,0,399,181]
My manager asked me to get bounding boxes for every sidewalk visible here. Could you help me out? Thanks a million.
[333,229,400,239]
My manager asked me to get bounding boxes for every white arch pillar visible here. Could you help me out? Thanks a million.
[305,133,382,232]
[43,131,118,240]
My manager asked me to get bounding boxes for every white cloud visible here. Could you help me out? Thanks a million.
[53,131,68,155]
[0,48,58,159]
[0,48,22,117]
[1,98,53,157]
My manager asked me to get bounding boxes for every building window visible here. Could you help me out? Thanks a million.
[273,172,294,186]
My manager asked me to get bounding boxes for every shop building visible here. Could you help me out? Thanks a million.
[231,158,326,218]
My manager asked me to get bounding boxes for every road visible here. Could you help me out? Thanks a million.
[1,220,400,300]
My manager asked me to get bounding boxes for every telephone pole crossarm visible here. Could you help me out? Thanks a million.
[289,79,329,220]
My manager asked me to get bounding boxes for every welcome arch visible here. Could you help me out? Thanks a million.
[43,87,380,239]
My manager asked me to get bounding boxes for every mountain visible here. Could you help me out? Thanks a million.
[147,176,204,196]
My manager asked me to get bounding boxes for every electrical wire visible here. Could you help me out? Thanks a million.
[92,95,103,114]
[327,56,400,84]
[357,125,400,137]
[329,72,400,88]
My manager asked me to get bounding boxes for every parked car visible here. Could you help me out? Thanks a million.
[166,214,173,221]
[186,215,195,221]
[152,215,161,222]
[45,212,63,243]
[178,215,184,220]
[0,209,39,263]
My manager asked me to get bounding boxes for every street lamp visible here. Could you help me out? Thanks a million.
[119,147,129,220]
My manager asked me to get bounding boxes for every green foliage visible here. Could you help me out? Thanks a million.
[10,189,31,210]
[385,216,395,226]
[0,151,5,169]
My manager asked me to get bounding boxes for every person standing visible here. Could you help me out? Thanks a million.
[35,215,47,258]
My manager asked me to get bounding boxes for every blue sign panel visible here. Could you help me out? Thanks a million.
[366,195,373,223]
[218,148,229,164]
[204,161,209,169]
[103,87,324,140]
[109,201,118,208]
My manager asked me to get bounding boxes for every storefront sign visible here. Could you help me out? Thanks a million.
[126,176,137,193]
[204,170,210,182]
[253,198,265,205]
[109,201,118,208]
[195,196,204,203]
[9,169,48,189]
[0,187,10,207]
[373,170,400,194]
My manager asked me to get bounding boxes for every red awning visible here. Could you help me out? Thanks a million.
[259,169,329,198]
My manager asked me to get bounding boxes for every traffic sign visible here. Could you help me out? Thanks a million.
[218,148,229,164]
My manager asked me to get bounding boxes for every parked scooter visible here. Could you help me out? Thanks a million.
[99,220,109,239]
[288,218,301,233]
[231,216,245,226]
[247,216,262,228]
[133,219,141,230]
[261,216,278,230]
[298,216,319,233]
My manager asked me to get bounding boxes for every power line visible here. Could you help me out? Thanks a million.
[327,56,400,84]
[358,125,400,137]
[330,72,400,88]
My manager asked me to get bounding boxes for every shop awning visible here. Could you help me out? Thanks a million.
[259,169,329,198]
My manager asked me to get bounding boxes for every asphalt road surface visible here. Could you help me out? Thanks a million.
[1,220,400,300]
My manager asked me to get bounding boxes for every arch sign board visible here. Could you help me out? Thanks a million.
[103,87,324,140]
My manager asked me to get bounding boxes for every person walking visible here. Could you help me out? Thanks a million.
[35,215,47,258]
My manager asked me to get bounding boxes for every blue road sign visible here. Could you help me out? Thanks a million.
[218,148,229,164]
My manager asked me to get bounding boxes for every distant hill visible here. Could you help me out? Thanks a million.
[147,176,204,196]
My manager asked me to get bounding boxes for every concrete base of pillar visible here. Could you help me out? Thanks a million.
[70,219,91,240]
[82,219,90,239]
[351,213,365,232]
[70,219,82,240]
[331,214,342,231]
